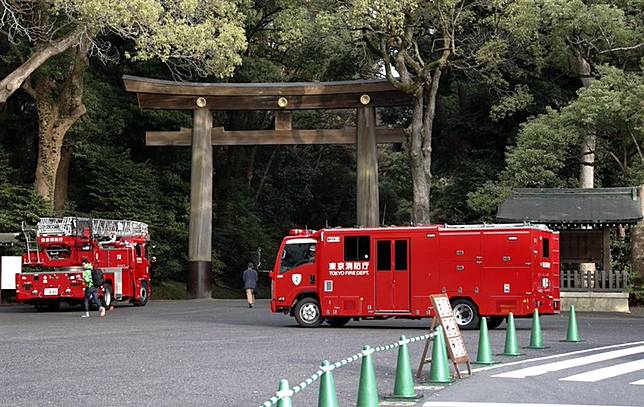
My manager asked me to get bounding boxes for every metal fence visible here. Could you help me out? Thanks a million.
[560,269,629,291]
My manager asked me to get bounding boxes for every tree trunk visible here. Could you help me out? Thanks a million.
[580,134,595,188]
[254,148,277,204]
[54,146,72,212]
[571,54,595,188]
[571,54,597,279]
[246,146,256,190]
[409,93,431,224]
[408,64,445,225]
[29,46,88,205]
[0,29,84,104]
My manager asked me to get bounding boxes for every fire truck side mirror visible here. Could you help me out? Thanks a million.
[151,256,158,264]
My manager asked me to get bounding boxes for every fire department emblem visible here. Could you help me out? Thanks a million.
[291,274,302,286]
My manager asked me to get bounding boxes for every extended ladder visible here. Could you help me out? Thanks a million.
[36,217,149,238]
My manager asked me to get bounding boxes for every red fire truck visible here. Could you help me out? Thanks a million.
[270,224,560,329]
[15,217,152,311]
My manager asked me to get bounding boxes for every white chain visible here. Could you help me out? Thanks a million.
[257,331,436,407]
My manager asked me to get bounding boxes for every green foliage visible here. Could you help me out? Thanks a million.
[380,150,413,224]
[2,0,643,293]
[46,0,248,77]
[213,190,273,281]
[470,0,644,119]
[500,0,643,71]
[152,280,187,300]
[468,66,644,218]
[70,143,189,281]
[0,149,45,231]
[490,85,535,121]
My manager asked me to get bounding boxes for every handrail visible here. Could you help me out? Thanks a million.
[257,331,436,407]
[440,223,551,230]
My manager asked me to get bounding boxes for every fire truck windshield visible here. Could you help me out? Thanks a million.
[280,241,316,274]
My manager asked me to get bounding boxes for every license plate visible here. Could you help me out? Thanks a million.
[44,288,58,296]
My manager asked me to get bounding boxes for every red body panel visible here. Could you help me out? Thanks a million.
[270,225,560,320]
[15,220,151,306]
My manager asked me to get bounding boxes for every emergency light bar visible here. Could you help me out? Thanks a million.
[288,229,314,236]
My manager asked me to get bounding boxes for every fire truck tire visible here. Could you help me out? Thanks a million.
[102,284,114,309]
[134,281,149,306]
[450,298,480,330]
[487,316,505,329]
[325,318,350,327]
[294,297,323,328]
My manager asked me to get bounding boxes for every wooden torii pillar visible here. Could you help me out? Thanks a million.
[123,76,412,298]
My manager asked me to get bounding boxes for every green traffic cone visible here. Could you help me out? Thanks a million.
[473,317,495,365]
[384,335,423,401]
[426,326,452,384]
[501,313,522,356]
[276,379,293,407]
[356,345,379,407]
[318,360,339,407]
[564,305,582,342]
[527,309,545,349]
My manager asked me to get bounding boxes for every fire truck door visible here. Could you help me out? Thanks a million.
[375,239,410,312]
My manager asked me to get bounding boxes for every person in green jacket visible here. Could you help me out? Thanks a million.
[81,258,105,318]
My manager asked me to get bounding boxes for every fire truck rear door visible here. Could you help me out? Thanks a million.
[375,239,410,312]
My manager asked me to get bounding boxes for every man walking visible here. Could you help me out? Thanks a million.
[81,258,105,318]
[242,262,258,308]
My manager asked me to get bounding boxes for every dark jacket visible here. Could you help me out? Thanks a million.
[242,267,258,290]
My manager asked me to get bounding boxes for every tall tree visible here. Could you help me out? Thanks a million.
[499,0,644,189]
[468,66,644,219]
[343,0,467,223]
[0,0,248,206]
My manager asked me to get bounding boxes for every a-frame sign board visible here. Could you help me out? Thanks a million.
[416,294,472,379]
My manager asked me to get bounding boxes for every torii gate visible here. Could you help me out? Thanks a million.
[123,75,413,299]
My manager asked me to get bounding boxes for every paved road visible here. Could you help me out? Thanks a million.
[0,301,642,406]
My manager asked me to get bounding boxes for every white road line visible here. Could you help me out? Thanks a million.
[560,359,644,382]
[492,345,644,379]
[630,378,644,385]
[471,340,644,374]
[422,402,638,407]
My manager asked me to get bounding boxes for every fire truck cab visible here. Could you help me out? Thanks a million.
[16,217,152,311]
[270,224,560,329]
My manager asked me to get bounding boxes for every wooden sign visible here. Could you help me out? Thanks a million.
[416,294,472,379]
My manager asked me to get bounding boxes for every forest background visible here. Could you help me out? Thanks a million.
[0,0,642,298]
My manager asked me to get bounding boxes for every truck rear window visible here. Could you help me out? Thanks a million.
[543,238,550,258]
[345,236,370,261]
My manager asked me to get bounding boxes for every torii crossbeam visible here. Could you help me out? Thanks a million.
[123,75,413,299]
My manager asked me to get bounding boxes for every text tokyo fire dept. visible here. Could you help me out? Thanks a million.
[270,224,560,329]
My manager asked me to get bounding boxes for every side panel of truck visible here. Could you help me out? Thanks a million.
[479,230,532,316]
[438,232,482,299]
[409,231,437,315]
[318,233,374,318]
[275,226,560,326]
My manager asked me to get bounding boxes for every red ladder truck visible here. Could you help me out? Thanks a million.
[16,217,152,311]
[270,224,560,328]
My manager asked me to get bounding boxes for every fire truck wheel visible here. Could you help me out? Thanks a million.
[134,281,149,306]
[102,284,114,309]
[325,318,350,327]
[451,299,480,330]
[487,316,505,329]
[294,297,323,328]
